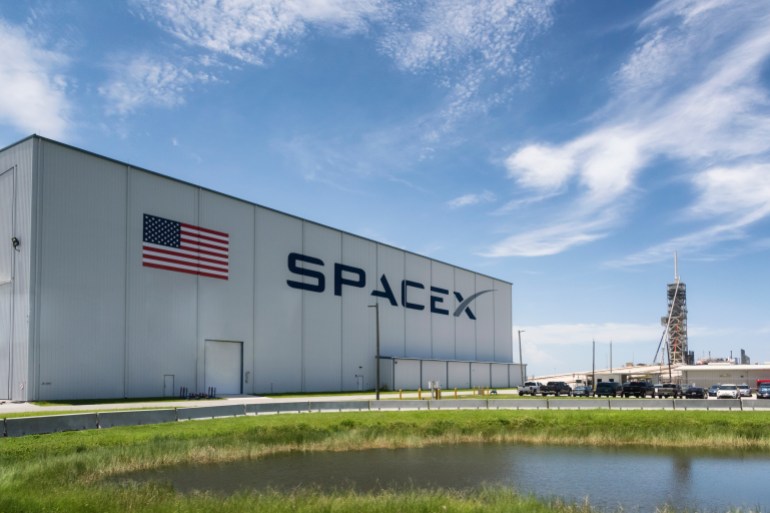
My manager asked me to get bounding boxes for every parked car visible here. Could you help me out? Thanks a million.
[594,382,622,397]
[757,383,770,399]
[716,383,740,399]
[683,386,708,399]
[708,384,720,397]
[737,384,752,398]
[654,383,682,398]
[573,385,592,397]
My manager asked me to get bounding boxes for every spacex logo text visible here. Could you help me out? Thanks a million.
[286,252,493,319]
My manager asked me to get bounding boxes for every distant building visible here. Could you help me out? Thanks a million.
[740,349,751,365]
[680,364,770,388]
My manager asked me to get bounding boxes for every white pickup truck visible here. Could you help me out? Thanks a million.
[518,381,544,396]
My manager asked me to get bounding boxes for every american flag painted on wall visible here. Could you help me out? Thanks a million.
[142,214,229,280]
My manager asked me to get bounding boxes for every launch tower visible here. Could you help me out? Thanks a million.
[660,254,689,365]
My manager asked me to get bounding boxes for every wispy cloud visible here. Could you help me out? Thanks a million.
[489,0,770,263]
[609,163,770,267]
[128,0,553,149]
[131,0,388,65]
[447,190,496,209]
[380,0,553,138]
[0,19,70,138]
[99,54,216,115]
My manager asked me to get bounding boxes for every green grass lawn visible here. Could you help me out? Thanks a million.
[1,409,768,512]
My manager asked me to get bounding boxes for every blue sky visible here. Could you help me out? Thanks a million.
[2,0,769,378]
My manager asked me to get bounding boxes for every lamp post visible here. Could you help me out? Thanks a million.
[517,330,525,385]
[369,303,381,400]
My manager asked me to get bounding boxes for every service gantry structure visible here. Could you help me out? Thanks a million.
[660,254,689,365]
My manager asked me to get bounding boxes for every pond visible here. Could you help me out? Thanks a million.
[122,443,768,512]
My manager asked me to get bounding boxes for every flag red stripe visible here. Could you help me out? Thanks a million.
[143,245,227,266]
[180,236,229,253]
[143,252,228,273]
[180,222,228,238]
[143,262,228,280]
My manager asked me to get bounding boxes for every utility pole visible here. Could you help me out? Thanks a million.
[592,339,596,392]
[368,303,381,400]
[517,330,525,385]
[610,340,613,373]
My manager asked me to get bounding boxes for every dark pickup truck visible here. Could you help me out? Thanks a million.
[622,380,654,398]
[654,383,682,398]
[539,381,573,396]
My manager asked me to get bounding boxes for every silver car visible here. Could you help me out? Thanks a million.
[737,384,752,397]
[716,383,740,399]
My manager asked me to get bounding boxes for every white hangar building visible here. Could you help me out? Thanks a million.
[0,135,518,401]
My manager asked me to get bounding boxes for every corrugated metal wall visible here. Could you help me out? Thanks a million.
[0,165,14,400]
[6,137,514,400]
[37,143,127,399]
[0,138,34,401]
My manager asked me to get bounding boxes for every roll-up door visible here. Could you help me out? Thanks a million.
[204,340,242,395]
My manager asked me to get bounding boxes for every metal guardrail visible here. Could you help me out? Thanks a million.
[1,398,767,437]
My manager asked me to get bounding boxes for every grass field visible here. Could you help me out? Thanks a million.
[1,409,768,512]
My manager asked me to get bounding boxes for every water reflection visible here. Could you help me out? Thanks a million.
[121,444,769,513]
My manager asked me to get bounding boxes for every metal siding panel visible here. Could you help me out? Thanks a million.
[127,170,197,397]
[494,280,513,361]
[2,140,34,401]
[254,208,302,393]
[340,234,377,391]
[0,168,11,283]
[301,223,342,392]
[430,261,455,360]
[198,191,253,393]
[0,167,12,399]
[471,362,491,388]
[375,245,405,357]
[394,359,420,390]
[404,253,431,358]
[474,275,495,361]
[36,144,127,400]
[491,363,509,388]
[0,284,9,398]
[422,360,446,389]
[454,269,476,360]
[379,358,394,390]
[448,361,470,389]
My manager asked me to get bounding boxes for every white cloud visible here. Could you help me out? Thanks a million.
[483,215,610,257]
[491,1,770,262]
[380,0,553,138]
[380,0,552,74]
[99,55,214,115]
[0,19,69,138]
[447,190,496,209]
[505,144,574,192]
[690,165,770,220]
[132,0,387,65]
[608,163,770,267]
[131,0,553,145]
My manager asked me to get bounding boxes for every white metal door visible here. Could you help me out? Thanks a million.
[163,374,175,397]
[204,340,242,395]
